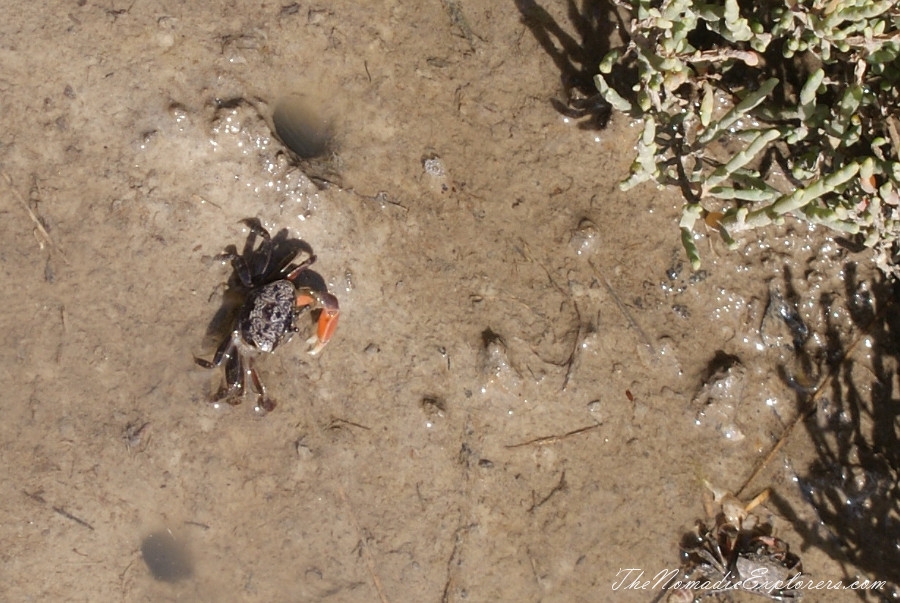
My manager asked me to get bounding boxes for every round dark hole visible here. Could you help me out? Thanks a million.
[140,530,193,583]
[272,94,331,159]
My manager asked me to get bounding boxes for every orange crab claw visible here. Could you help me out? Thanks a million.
[296,288,340,355]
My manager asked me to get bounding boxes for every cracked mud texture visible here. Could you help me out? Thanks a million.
[2,1,897,601]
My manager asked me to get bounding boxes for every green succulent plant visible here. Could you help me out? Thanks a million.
[596,0,900,274]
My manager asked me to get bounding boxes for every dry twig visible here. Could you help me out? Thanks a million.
[505,423,602,449]
[2,171,69,263]
[590,260,655,355]
[528,470,567,513]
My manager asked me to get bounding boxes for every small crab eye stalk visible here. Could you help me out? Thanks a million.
[296,288,340,356]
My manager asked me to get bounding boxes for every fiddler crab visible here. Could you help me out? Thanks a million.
[195,218,340,412]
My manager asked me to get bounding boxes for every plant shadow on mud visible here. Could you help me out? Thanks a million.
[513,0,899,592]
[772,264,900,597]
[514,0,615,129]
[667,263,900,602]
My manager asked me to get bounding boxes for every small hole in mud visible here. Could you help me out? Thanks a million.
[140,530,193,583]
[272,94,331,159]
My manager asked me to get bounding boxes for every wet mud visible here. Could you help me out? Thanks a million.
[1,1,897,601]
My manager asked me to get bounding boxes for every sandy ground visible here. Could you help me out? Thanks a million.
[1,1,898,602]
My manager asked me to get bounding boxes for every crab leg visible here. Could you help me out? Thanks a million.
[247,360,276,412]
[240,217,274,276]
[194,335,246,404]
[284,254,317,281]
[296,288,340,355]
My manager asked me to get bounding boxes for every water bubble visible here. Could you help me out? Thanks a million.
[570,218,600,256]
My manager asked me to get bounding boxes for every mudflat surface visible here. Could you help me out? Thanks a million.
[1,2,897,601]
